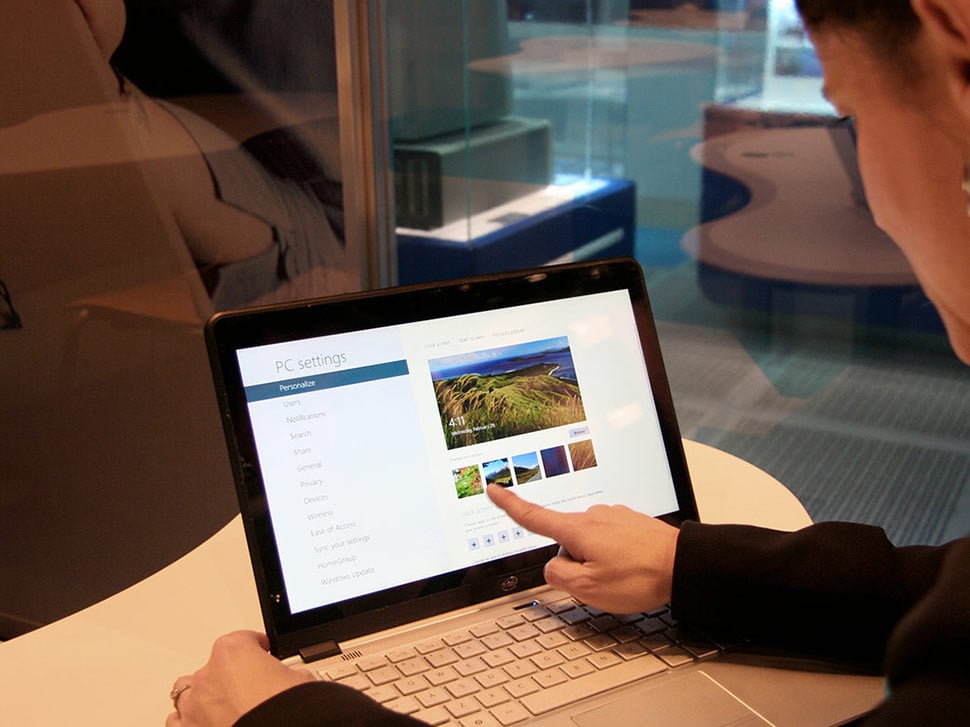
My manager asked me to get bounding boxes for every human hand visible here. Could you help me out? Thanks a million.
[166,630,313,727]
[487,484,679,614]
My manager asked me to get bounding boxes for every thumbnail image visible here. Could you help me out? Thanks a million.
[540,445,570,478]
[568,439,597,471]
[483,458,513,487]
[511,451,542,485]
[429,336,587,450]
[453,464,484,499]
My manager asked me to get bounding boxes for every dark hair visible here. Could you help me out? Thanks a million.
[795,0,920,59]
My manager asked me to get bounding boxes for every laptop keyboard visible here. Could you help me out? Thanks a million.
[317,598,731,725]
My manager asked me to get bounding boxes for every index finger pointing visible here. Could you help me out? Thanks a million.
[487,484,577,544]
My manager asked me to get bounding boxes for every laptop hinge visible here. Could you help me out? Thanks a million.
[299,640,342,663]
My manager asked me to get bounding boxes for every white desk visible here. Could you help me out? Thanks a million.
[0,441,810,726]
[682,127,916,287]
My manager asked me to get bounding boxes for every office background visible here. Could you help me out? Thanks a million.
[1,0,967,640]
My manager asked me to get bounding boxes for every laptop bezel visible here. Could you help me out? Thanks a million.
[205,258,697,659]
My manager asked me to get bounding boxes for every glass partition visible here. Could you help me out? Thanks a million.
[379,0,970,549]
[0,0,360,636]
[2,0,967,640]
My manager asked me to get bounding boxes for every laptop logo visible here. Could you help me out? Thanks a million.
[500,576,519,593]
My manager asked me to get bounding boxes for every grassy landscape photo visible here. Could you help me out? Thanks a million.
[429,337,587,450]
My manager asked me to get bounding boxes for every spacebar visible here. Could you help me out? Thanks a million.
[521,655,668,715]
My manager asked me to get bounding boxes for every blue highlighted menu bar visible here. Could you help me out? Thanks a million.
[245,360,410,402]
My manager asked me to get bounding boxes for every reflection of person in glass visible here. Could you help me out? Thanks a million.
[74,0,349,310]
[168,1,969,724]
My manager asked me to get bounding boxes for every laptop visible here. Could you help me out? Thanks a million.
[205,258,883,726]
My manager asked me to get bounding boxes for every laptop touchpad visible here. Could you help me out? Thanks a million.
[572,671,770,727]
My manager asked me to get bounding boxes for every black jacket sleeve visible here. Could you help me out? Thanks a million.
[671,520,949,664]
[865,537,970,725]
[672,521,970,724]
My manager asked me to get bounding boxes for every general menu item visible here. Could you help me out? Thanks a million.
[205,258,881,725]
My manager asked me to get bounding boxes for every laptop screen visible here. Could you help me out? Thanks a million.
[206,259,695,657]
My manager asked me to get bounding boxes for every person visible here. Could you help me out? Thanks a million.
[68,0,351,311]
[166,0,970,724]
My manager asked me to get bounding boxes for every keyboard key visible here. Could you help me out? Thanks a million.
[559,608,591,625]
[587,651,622,670]
[557,642,592,661]
[614,641,649,660]
[415,638,446,654]
[447,678,482,699]
[521,607,551,622]
[536,631,568,650]
[387,646,417,663]
[367,666,400,686]
[534,616,567,633]
[532,668,568,688]
[640,632,674,651]
[654,646,693,668]
[356,655,388,671]
[508,640,542,659]
[460,713,500,727]
[445,630,475,645]
[426,666,460,686]
[475,670,510,689]
[469,622,500,638]
[426,648,460,667]
[507,623,541,642]
[454,641,488,659]
[481,632,514,650]
[386,695,421,714]
[545,600,577,615]
[667,627,719,658]
[482,648,516,668]
[560,659,595,679]
[610,625,643,643]
[584,633,618,651]
[562,623,596,641]
[455,657,488,677]
[496,614,525,629]
[520,655,667,715]
[417,688,451,708]
[492,702,531,725]
[503,660,538,679]
[476,687,511,708]
[396,675,431,695]
[396,656,430,676]
[414,705,450,725]
[589,615,621,633]
[320,663,358,680]
[504,678,539,698]
[445,697,482,718]
[637,617,668,636]
[530,651,564,670]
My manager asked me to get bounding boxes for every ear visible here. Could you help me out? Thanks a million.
[911,0,970,117]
